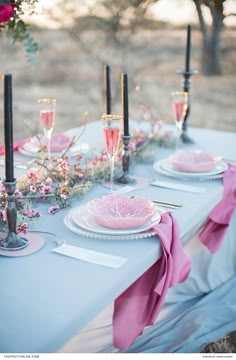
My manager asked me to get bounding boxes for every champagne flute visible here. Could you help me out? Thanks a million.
[38,98,56,160]
[102,114,122,192]
[172,91,188,150]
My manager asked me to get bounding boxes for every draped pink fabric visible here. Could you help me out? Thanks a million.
[199,164,236,253]
[112,212,191,350]
[0,139,30,155]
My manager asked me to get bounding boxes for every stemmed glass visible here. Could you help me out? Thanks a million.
[38,98,56,160]
[172,91,188,149]
[102,114,122,192]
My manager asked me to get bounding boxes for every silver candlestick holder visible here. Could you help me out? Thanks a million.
[0,179,29,251]
[176,69,198,144]
[115,135,136,185]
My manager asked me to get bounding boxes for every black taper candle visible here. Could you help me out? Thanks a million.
[185,25,191,72]
[121,73,129,136]
[3,74,14,182]
[104,64,111,114]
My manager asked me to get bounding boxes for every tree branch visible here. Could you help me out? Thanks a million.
[193,0,208,36]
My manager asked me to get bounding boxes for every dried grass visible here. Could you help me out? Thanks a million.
[0,26,235,143]
[201,331,236,353]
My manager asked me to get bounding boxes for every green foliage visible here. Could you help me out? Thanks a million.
[0,0,39,63]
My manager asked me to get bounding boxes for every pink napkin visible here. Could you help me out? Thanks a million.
[199,163,236,253]
[112,212,191,350]
[0,138,30,155]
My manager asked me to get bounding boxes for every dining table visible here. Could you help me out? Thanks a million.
[0,121,236,354]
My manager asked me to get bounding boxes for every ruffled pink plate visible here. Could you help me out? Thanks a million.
[31,133,71,152]
[169,151,222,173]
[87,195,157,229]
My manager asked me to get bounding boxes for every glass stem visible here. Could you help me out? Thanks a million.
[47,129,53,160]
[175,125,182,151]
[110,155,115,192]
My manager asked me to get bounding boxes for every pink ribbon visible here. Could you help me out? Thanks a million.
[112,212,191,350]
[199,163,236,253]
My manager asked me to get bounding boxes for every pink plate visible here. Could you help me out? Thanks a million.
[169,151,222,173]
[87,195,157,229]
[31,133,71,152]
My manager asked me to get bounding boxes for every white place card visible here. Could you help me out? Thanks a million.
[151,180,206,193]
[51,243,128,268]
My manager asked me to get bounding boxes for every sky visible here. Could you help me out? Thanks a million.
[28,0,236,28]
[152,0,236,26]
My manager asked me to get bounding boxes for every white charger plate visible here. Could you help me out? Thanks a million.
[64,206,160,240]
[64,213,157,241]
[18,138,91,158]
[153,158,227,180]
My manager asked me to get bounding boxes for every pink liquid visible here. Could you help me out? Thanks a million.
[103,127,120,156]
[40,110,55,130]
[172,101,187,122]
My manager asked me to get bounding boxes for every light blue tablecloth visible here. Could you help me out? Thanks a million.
[0,124,236,353]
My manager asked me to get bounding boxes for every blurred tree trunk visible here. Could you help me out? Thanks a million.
[192,0,225,75]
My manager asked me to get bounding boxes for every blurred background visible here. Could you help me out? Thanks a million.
[0,0,235,143]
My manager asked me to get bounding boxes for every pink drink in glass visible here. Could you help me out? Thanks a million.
[171,91,188,150]
[173,101,186,124]
[102,114,122,192]
[40,110,55,130]
[38,98,56,159]
[103,127,120,157]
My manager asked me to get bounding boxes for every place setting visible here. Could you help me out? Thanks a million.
[152,85,228,182]
[153,150,228,181]
[17,98,84,159]
[64,194,163,241]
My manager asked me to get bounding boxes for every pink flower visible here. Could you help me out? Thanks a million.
[0,3,14,23]
[48,205,60,214]
[129,143,136,152]
[76,154,83,162]
[27,171,38,181]
[14,189,22,197]
[141,104,152,121]
[60,193,68,200]
[0,209,7,222]
[164,129,173,137]
[17,222,28,234]
[76,172,84,179]
[24,209,42,218]
[100,154,108,161]
[14,189,23,204]
[39,183,52,194]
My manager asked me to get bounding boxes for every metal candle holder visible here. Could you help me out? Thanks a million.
[176,69,198,144]
[0,179,29,251]
[115,135,136,185]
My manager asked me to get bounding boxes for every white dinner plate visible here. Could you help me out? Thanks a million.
[153,158,227,180]
[70,204,161,236]
[64,210,157,241]
[18,139,90,158]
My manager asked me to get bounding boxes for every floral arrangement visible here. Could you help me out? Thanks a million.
[0,0,38,61]
[0,115,175,234]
